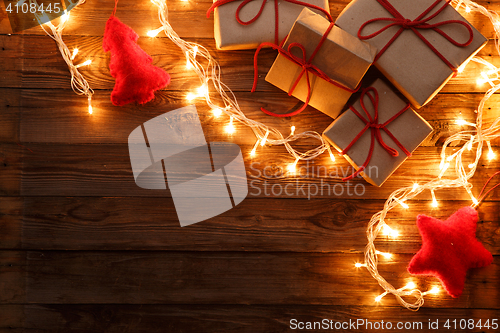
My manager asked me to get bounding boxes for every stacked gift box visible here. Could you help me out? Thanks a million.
[207,0,487,186]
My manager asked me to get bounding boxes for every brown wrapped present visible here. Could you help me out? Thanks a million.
[323,79,433,186]
[335,0,488,109]
[207,0,330,50]
[257,8,377,119]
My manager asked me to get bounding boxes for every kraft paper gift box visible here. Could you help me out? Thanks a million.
[263,8,377,119]
[335,0,488,109]
[207,0,330,50]
[322,79,433,187]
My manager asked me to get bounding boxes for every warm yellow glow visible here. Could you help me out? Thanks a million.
[212,108,222,117]
[428,286,440,294]
[457,63,466,73]
[487,141,496,160]
[290,125,295,136]
[329,152,336,162]
[197,84,208,96]
[287,159,299,173]
[186,92,196,101]
[446,155,454,162]
[193,46,198,58]
[186,61,193,70]
[468,163,475,169]
[465,5,471,12]
[355,263,364,268]
[250,145,257,157]
[455,118,467,126]
[71,48,79,61]
[395,198,409,209]
[375,294,383,302]
[76,60,92,68]
[412,183,419,192]
[60,12,69,23]
[376,250,392,259]
[405,282,416,290]
[382,224,398,238]
[147,28,163,37]
[260,130,269,146]
[226,117,235,134]
[88,105,93,114]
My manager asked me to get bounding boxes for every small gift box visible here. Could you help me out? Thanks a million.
[258,8,377,119]
[323,79,433,186]
[335,0,488,109]
[207,0,330,50]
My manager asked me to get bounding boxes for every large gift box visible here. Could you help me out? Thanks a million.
[262,8,377,119]
[323,79,433,186]
[335,0,488,109]
[207,0,330,50]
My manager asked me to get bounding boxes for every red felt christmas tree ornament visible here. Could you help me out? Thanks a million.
[103,0,170,106]
[408,171,500,298]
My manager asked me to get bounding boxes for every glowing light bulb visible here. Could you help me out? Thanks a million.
[60,11,69,23]
[197,84,208,96]
[260,130,269,146]
[465,5,471,12]
[487,141,496,160]
[290,126,295,136]
[329,151,335,162]
[395,198,409,209]
[468,163,475,169]
[193,46,198,59]
[405,282,416,290]
[250,144,258,157]
[212,108,222,117]
[374,292,387,302]
[71,48,79,61]
[382,224,398,238]
[226,117,235,134]
[88,104,93,114]
[412,183,419,192]
[428,286,440,294]
[457,63,466,73]
[287,158,299,173]
[455,119,467,126]
[186,92,196,101]
[354,263,365,268]
[147,27,163,37]
[431,190,438,207]
[376,250,392,259]
[76,60,92,68]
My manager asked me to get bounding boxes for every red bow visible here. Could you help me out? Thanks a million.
[252,23,360,117]
[358,0,473,71]
[341,87,411,181]
[207,0,333,45]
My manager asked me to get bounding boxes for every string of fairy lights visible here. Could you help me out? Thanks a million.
[32,0,499,310]
[30,0,94,114]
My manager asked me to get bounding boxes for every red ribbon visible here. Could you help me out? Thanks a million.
[357,0,473,72]
[251,22,360,118]
[341,87,411,181]
[207,0,333,45]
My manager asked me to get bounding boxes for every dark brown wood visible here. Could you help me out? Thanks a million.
[19,251,499,308]
[9,304,499,332]
[17,197,500,254]
[0,0,499,330]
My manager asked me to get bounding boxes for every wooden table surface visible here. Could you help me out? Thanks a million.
[0,0,499,331]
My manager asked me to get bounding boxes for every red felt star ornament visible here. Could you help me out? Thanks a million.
[408,206,493,298]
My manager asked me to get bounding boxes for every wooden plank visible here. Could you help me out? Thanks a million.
[0,36,22,88]
[0,251,25,304]
[0,143,22,196]
[0,88,20,142]
[14,304,500,332]
[0,305,23,331]
[20,197,500,254]
[17,86,500,144]
[23,251,500,308]
[19,143,500,199]
[0,197,22,249]
[11,33,500,92]
[3,0,499,39]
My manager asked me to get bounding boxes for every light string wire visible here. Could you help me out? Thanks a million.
[363,0,500,310]
[30,0,94,114]
[148,0,500,310]
[149,0,335,167]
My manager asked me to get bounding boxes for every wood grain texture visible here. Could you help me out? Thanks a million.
[18,197,500,254]
[0,0,499,330]
[20,251,499,308]
[13,304,500,332]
